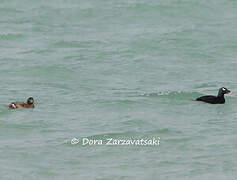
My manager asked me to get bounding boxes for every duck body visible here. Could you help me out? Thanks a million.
[8,102,34,109]
[196,95,225,104]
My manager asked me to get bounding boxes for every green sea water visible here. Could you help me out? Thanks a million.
[1,0,237,179]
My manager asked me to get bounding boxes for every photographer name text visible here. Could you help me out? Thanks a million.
[71,137,160,146]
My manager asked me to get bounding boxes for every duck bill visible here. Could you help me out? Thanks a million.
[228,91,232,95]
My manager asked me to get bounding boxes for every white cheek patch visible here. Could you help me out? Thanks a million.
[222,88,226,91]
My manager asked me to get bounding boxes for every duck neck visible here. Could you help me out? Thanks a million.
[217,92,224,98]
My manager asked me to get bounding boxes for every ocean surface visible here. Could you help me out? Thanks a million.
[1,0,237,179]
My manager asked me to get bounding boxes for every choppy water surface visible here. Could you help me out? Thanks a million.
[1,0,237,179]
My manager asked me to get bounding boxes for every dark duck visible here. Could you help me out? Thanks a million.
[196,87,232,104]
[8,97,35,109]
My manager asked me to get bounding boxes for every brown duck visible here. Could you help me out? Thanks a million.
[8,97,35,109]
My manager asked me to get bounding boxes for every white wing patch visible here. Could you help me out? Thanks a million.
[11,103,16,108]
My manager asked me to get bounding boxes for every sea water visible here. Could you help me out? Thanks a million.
[1,0,237,179]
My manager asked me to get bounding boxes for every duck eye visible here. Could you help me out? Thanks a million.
[222,88,226,91]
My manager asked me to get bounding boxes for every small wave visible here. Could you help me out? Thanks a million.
[86,131,138,140]
[0,33,24,40]
[21,49,53,55]
[140,91,170,97]
[146,128,184,135]
[0,8,23,13]
[1,121,45,130]
[94,99,139,106]
[0,106,11,116]
[166,137,192,143]
[140,91,201,99]
[193,83,218,89]
[54,41,92,48]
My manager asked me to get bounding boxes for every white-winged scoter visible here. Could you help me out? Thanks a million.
[196,87,232,104]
